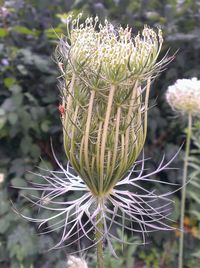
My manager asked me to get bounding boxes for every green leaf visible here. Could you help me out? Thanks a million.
[56,12,73,21]
[19,188,40,198]
[0,108,6,129]
[12,93,23,107]
[45,27,63,39]
[0,117,6,129]
[189,192,200,204]
[12,26,39,36]
[10,85,22,94]
[190,179,200,189]
[9,158,26,176]
[54,261,67,268]
[4,77,16,88]
[8,113,18,125]
[32,55,53,74]
[0,191,10,215]
[17,64,28,75]
[7,225,37,262]
[190,210,200,221]
[11,178,27,188]
[192,250,200,259]
[0,214,12,234]
[10,262,21,268]
[0,28,8,38]
[24,93,38,104]
[39,160,53,171]
[29,144,41,158]
[40,120,50,132]
[20,136,32,155]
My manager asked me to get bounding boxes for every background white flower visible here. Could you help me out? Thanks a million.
[0,173,5,184]
[67,255,88,268]
[166,78,200,116]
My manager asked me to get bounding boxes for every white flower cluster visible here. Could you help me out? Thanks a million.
[0,173,4,184]
[166,78,200,116]
[64,15,163,83]
[67,256,88,268]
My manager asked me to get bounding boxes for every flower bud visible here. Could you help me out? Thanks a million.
[55,16,167,196]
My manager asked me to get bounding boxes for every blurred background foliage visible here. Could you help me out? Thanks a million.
[0,0,200,267]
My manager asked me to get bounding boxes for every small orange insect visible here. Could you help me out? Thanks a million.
[58,104,65,115]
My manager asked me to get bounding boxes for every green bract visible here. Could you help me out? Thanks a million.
[56,15,165,196]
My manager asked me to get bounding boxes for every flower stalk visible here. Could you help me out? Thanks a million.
[178,112,192,268]
[166,77,200,268]
[96,205,105,268]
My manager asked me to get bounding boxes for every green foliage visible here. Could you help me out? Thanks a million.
[0,28,8,38]
[89,230,139,268]
[7,225,37,262]
[139,248,160,268]
[12,26,39,36]
[138,241,178,268]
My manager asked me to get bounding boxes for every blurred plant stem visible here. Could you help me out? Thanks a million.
[178,112,192,268]
[96,202,105,268]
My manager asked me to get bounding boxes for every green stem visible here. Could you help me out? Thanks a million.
[96,202,105,268]
[100,85,115,193]
[143,78,151,144]
[178,112,192,268]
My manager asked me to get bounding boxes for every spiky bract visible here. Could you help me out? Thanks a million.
[18,150,177,251]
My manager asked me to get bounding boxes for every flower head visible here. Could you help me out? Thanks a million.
[56,15,166,84]
[17,15,175,253]
[55,15,170,196]
[166,77,200,116]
